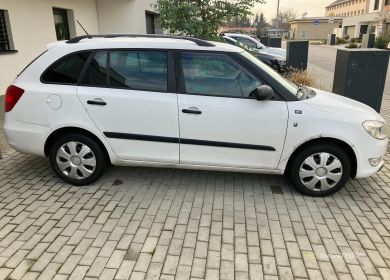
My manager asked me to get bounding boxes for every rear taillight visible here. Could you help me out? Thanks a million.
[5,85,24,112]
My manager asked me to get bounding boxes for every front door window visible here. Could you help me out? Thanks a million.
[181,52,262,98]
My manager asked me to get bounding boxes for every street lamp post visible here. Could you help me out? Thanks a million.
[276,0,280,38]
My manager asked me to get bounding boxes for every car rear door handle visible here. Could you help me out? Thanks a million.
[87,98,107,106]
[182,107,202,115]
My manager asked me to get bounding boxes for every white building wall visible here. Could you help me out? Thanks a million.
[96,0,157,34]
[0,0,158,96]
[368,0,383,13]
[0,0,99,95]
[341,12,381,37]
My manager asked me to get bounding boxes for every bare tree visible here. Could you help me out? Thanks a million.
[377,11,390,35]
[272,9,298,30]
[377,10,390,24]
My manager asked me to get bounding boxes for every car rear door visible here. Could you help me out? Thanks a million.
[77,50,179,164]
[177,51,288,169]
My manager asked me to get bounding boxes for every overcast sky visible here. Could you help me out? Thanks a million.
[253,0,333,21]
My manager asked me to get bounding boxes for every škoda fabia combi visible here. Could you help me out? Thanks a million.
[4,35,388,196]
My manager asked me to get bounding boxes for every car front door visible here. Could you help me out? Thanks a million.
[77,50,179,164]
[177,52,288,170]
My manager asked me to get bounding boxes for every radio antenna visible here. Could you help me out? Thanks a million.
[77,20,91,38]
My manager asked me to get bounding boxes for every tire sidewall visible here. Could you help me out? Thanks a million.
[289,143,351,196]
[49,133,106,185]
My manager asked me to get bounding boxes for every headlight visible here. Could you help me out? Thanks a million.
[362,120,387,140]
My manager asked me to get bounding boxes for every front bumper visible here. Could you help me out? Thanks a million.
[355,138,388,178]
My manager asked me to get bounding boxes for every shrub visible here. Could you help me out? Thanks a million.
[345,42,359,48]
[351,37,361,43]
[284,69,315,87]
[344,34,350,41]
[336,37,346,44]
[375,35,390,49]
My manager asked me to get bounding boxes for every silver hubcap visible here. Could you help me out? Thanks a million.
[299,152,343,191]
[56,141,96,180]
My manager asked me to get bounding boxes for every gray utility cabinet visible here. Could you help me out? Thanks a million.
[332,49,389,112]
[286,40,309,70]
[268,37,282,48]
[260,36,269,46]
[361,34,375,48]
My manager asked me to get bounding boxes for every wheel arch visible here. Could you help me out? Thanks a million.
[285,137,357,178]
[44,127,110,162]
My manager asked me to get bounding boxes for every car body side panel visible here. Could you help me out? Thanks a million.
[8,79,119,163]
[279,99,388,178]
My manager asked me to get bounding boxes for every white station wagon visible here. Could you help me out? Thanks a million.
[4,35,388,196]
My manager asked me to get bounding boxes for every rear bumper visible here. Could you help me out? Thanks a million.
[4,114,49,156]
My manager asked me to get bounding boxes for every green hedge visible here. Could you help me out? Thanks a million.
[375,35,390,49]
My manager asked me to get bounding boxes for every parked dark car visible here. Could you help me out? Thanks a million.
[221,36,287,73]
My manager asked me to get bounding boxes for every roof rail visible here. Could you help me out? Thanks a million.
[66,34,215,47]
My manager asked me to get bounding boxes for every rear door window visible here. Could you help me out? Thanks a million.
[79,50,168,92]
[42,52,90,84]
[81,51,108,87]
[109,51,168,92]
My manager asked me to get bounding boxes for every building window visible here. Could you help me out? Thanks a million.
[386,0,390,5]
[53,8,70,40]
[374,0,380,10]
[0,9,14,52]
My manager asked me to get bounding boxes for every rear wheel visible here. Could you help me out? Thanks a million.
[288,143,351,196]
[49,133,106,185]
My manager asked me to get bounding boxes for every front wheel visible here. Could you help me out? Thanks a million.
[288,143,351,196]
[49,134,106,185]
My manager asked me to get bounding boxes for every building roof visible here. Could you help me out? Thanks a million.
[290,17,343,24]
[326,0,349,8]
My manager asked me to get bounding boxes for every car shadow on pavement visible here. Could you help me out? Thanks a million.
[2,151,387,200]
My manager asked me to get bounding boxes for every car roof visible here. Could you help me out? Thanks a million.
[223,33,257,40]
[52,36,244,53]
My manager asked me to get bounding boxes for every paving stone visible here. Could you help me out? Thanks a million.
[162,255,179,275]
[1,94,390,280]
[262,256,277,275]
[115,260,135,280]
[191,258,206,278]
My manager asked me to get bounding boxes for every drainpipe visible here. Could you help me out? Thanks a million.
[276,0,280,38]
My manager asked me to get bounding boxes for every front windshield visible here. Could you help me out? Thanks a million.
[252,37,266,49]
[240,50,299,96]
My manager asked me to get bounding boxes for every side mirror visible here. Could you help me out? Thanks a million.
[255,85,275,101]
[257,44,263,49]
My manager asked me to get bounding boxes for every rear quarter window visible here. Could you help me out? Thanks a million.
[41,52,91,84]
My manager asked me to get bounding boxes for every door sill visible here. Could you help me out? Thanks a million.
[114,159,283,175]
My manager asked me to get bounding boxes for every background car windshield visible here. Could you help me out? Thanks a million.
[240,51,298,95]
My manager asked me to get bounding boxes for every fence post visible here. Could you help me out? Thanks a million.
[328,34,336,45]
[361,34,375,48]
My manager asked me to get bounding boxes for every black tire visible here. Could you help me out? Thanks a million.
[49,133,106,185]
[288,142,351,197]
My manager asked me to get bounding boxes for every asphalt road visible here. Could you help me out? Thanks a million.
[308,45,338,73]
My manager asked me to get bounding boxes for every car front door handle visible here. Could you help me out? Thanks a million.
[182,107,202,115]
[87,98,107,106]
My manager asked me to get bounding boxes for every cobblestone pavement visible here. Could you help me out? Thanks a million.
[1,66,390,280]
